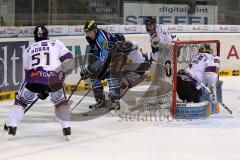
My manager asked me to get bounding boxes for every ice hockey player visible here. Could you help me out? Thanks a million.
[81,20,126,110]
[4,25,73,140]
[177,44,220,104]
[145,16,178,61]
[113,33,151,98]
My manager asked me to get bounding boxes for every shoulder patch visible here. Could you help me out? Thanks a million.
[100,40,107,48]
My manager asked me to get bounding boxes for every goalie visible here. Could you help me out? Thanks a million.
[177,44,221,105]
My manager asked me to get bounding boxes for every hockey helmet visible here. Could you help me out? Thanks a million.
[84,20,97,32]
[34,25,49,42]
[145,16,156,25]
[131,41,139,50]
[145,16,156,33]
[199,44,213,54]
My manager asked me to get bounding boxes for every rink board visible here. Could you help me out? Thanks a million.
[1,33,240,102]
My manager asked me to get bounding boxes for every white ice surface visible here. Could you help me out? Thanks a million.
[1,77,240,160]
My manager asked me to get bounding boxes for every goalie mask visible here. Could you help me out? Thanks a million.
[199,44,213,54]
[34,25,49,42]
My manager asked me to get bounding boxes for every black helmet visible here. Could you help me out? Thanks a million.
[199,44,213,54]
[145,16,156,25]
[34,25,49,42]
[84,20,97,32]
[113,33,125,41]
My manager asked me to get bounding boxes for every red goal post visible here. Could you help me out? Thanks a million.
[172,40,221,117]
[120,40,220,119]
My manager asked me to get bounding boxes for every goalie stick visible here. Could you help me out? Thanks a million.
[186,68,233,114]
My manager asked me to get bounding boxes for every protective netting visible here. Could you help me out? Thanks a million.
[120,40,220,118]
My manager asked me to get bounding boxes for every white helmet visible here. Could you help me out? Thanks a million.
[131,41,139,50]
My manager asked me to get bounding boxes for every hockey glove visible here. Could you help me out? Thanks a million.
[80,67,91,80]
[38,91,49,100]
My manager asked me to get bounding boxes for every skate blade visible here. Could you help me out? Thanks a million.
[65,135,70,142]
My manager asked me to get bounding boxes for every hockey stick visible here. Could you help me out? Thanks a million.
[24,71,66,114]
[24,90,49,114]
[24,97,39,114]
[186,69,233,114]
[66,78,82,102]
[70,87,92,112]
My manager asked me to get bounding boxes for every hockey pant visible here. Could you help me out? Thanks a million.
[119,61,151,98]
[177,75,202,103]
[119,71,146,98]
[6,82,70,128]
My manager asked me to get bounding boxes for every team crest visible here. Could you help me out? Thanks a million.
[24,91,35,101]
[51,92,63,101]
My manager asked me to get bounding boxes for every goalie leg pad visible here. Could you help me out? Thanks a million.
[119,71,146,98]
[120,71,146,88]
[110,53,127,77]
[216,80,223,104]
[134,62,152,73]
[199,80,223,114]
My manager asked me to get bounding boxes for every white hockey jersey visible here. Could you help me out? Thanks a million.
[188,52,220,89]
[23,39,72,84]
[125,48,145,72]
[150,25,177,61]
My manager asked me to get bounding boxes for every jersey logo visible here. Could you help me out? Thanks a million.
[51,92,63,101]
[24,91,35,101]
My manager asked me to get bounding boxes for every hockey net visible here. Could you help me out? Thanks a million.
[120,40,220,119]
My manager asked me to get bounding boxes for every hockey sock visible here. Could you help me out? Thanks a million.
[7,105,24,127]
[55,104,71,128]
